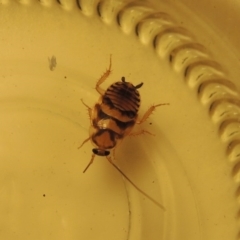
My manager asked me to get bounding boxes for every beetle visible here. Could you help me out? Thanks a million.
[79,56,168,210]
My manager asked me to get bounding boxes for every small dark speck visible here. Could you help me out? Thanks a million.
[149,122,152,125]
[64,76,67,79]
[48,55,57,71]
[43,194,46,197]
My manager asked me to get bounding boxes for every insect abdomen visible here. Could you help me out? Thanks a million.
[102,81,141,119]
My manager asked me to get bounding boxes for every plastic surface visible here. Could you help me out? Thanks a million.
[0,0,239,240]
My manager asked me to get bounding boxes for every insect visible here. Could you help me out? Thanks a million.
[79,56,168,210]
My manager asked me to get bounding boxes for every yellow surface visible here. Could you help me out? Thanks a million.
[0,0,238,240]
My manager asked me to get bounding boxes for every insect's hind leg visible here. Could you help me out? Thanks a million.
[137,103,169,125]
[95,55,112,95]
[128,103,169,136]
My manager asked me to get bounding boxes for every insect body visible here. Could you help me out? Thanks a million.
[79,56,168,210]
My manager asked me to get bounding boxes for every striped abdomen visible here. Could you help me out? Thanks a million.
[102,81,142,120]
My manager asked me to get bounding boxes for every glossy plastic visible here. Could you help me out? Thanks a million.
[0,0,238,240]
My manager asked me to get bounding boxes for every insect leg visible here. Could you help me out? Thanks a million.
[128,129,155,137]
[78,137,91,149]
[137,103,169,124]
[81,99,92,119]
[83,153,96,173]
[106,156,165,210]
[95,55,112,95]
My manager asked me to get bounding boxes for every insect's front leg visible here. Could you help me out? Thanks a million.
[111,137,124,160]
[78,136,91,149]
[95,55,112,95]
[128,129,155,137]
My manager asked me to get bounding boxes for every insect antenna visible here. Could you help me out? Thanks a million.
[83,154,96,173]
[106,156,166,211]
